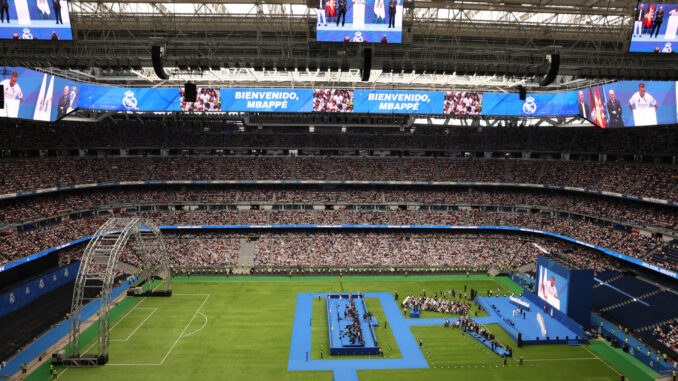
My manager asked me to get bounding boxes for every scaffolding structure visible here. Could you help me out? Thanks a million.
[64,218,171,366]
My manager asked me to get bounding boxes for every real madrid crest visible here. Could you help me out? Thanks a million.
[352,32,364,43]
[25,286,30,295]
[9,292,15,304]
[522,96,537,115]
[122,90,139,111]
[22,28,33,40]
[64,268,69,277]
[39,279,45,289]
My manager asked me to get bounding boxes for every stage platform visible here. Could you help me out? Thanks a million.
[476,296,587,345]
[327,294,380,356]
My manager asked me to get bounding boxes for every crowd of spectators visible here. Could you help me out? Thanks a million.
[312,89,353,113]
[402,294,471,315]
[0,185,674,269]
[651,318,678,353]
[443,92,482,115]
[0,156,675,201]
[164,233,239,267]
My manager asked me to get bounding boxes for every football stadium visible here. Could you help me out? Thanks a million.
[1,1,678,381]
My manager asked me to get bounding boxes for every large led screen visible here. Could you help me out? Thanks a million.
[579,81,677,127]
[0,0,73,40]
[629,3,678,53]
[481,91,578,117]
[0,66,78,121]
[353,90,443,114]
[220,89,313,112]
[315,0,402,43]
[79,85,180,112]
[312,89,354,112]
[180,88,221,112]
[537,262,569,313]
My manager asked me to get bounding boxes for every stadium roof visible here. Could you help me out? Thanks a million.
[10,0,675,92]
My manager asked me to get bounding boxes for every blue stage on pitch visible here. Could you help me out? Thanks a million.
[327,294,380,355]
[477,296,585,345]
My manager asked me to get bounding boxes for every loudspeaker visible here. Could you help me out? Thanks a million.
[539,53,560,87]
[518,85,527,101]
[152,45,170,80]
[517,333,523,347]
[184,83,197,102]
[0,88,3,110]
[361,48,372,82]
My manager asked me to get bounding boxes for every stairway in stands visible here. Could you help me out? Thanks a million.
[235,238,255,274]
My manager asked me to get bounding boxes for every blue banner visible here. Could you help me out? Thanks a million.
[79,85,180,111]
[481,91,579,116]
[0,262,79,318]
[353,90,443,114]
[220,88,314,112]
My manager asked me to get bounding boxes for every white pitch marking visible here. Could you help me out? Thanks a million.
[180,312,208,339]
[581,344,623,376]
[110,308,157,342]
[159,294,210,365]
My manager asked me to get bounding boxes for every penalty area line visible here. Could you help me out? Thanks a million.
[159,294,210,365]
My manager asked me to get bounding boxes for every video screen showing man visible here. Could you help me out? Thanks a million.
[629,3,678,53]
[538,267,561,310]
[313,89,354,112]
[1,71,24,118]
[628,82,658,126]
[577,90,591,120]
[606,90,623,127]
[56,85,70,119]
[316,0,403,43]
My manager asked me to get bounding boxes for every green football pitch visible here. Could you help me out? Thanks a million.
[26,275,656,381]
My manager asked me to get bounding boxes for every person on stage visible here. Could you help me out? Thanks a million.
[577,91,591,120]
[651,6,664,38]
[634,4,645,37]
[1,71,24,118]
[57,85,71,119]
[316,0,327,26]
[628,82,658,126]
[0,0,10,23]
[388,0,397,28]
[606,90,623,127]
[336,0,347,27]
[67,86,78,112]
[374,0,385,24]
[53,0,63,24]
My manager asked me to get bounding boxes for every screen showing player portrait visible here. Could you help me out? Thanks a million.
[312,89,354,112]
[0,66,78,121]
[180,88,221,112]
[315,0,403,43]
[537,263,569,313]
[629,3,678,53]
[579,81,677,127]
[0,0,73,40]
